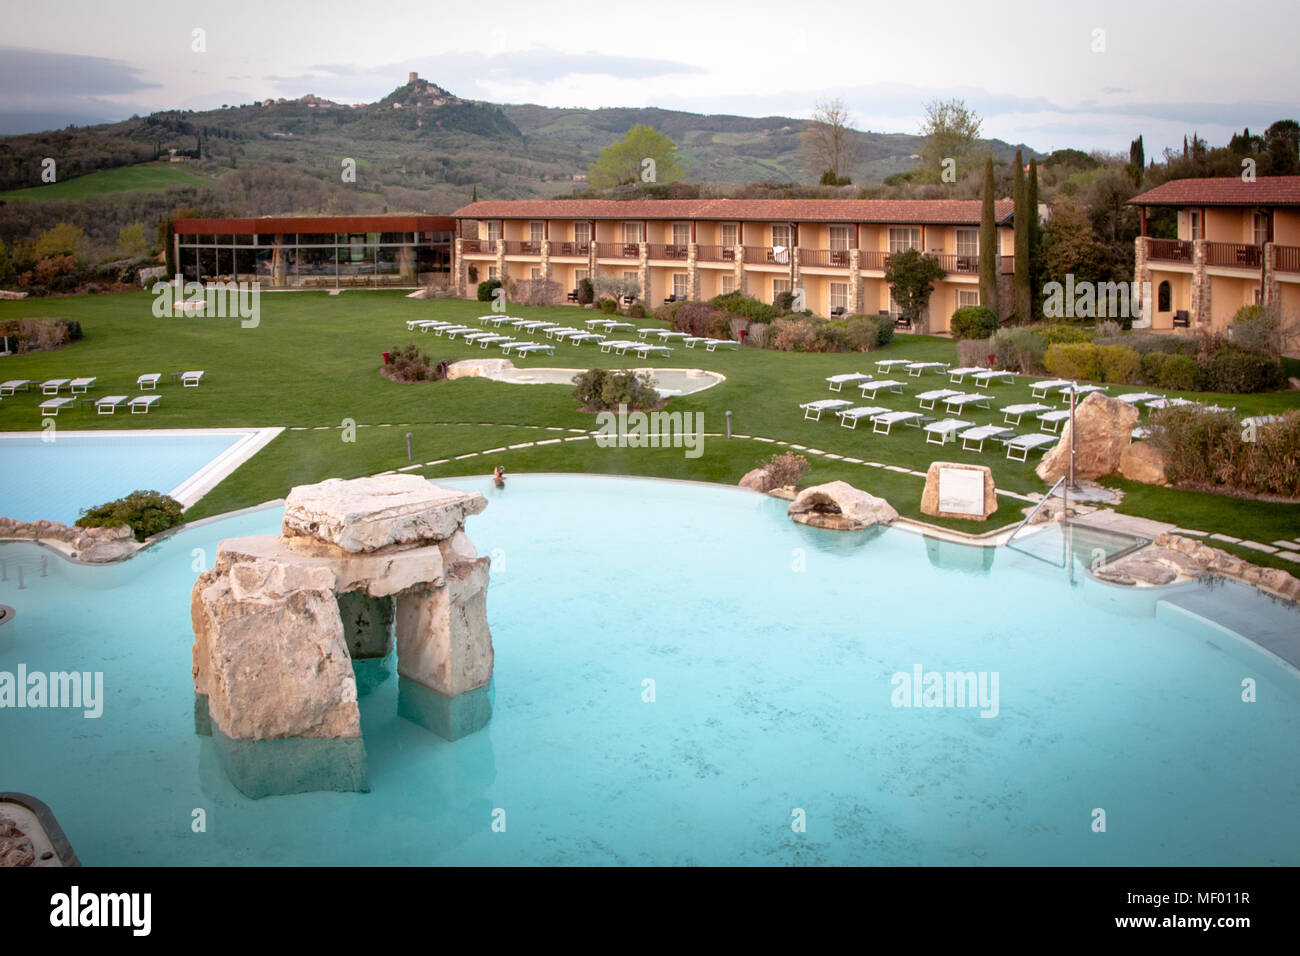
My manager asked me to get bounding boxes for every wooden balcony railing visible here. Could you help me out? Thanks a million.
[502,240,543,255]
[1146,238,1193,263]
[1273,244,1300,273]
[646,243,690,260]
[1205,241,1263,269]
[929,253,980,275]
[461,238,496,254]
[743,245,792,265]
[595,242,640,259]
[798,248,851,268]
[695,244,737,262]
[859,250,890,271]
[550,241,590,257]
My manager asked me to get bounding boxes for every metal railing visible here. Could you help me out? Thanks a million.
[1006,477,1067,545]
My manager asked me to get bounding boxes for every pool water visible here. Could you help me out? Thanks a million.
[0,432,247,523]
[1,475,1297,865]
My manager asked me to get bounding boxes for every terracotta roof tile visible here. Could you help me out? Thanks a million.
[453,198,1015,225]
[1128,176,1300,207]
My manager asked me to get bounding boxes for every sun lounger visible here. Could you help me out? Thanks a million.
[585,317,613,328]
[485,315,518,327]
[474,315,500,326]
[604,322,635,332]
[410,319,449,330]
[924,418,974,444]
[1038,409,1073,433]
[916,388,961,410]
[943,393,992,414]
[599,340,637,354]
[1116,392,1160,405]
[801,399,854,421]
[476,334,511,348]
[435,325,473,336]
[1201,404,1235,414]
[947,366,985,384]
[1030,378,1074,398]
[696,338,739,351]
[1131,426,1152,440]
[1144,397,1196,411]
[0,379,32,395]
[497,340,530,353]
[137,373,161,390]
[518,320,550,331]
[39,397,75,416]
[959,424,1014,452]
[1004,432,1057,461]
[971,369,1015,388]
[837,405,890,429]
[460,331,497,344]
[1058,383,1108,403]
[447,327,484,340]
[1000,403,1050,426]
[40,378,70,395]
[569,332,605,346]
[827,372,873,392]
[655,331,692,342]
[130,395,160,414]
[547,327,581,339]
[906,361,949,377]
[181,370,204,387]
[871,410,924,434]
[858,379,906,398]
[875,359,913,372]
[629,343,673,358]
[512,343,556,357]
[67,377,96,394]
[95,395,128,415]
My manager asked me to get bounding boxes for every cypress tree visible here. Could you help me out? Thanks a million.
[1013,150,1030,323]
[471,184,478,202]
[979,156,999,317]
[1027,158,1041,322]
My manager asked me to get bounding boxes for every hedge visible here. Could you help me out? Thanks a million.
[949,306,998,340]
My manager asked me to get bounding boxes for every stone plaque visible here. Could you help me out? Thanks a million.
[937,467,985,517]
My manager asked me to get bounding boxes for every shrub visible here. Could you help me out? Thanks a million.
[77,490,183,542]
[1149,408,1300,497]
[1096,331,1198,358]
[745,321,770,348]
[1044,342,1102,381]
[628,302,646,319]
[1195,347,1286,393]
[873,315,894,348]
[653,300,683,325]
[709,291,780,322]
[957,338,991,369]
[990,327,1047,373]
[577,277,594,305]
[727,315,749,341]
[1040,323,1094,344]
[949,305,998,340]
[2,317,72,353]
[572,368,660,411]
[771,319,817,352]
[383,343,453,383]
[476,278,502,302]
[599,298,619,314]
[774,290,796,313]
[672,302,733,339]
[1228,303,1300,360]
[761,452,809,488]
[842,314,880,351]
[1157,354,1197,391]
[1095,319,1121,338]
[1097,344,1141,384]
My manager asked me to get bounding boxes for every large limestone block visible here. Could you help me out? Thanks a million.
[1036,391,1140,483]
[787,481,898,531]
[282,475,487,553]
[1117,441,1169,485]
[395,557,493,699]
[446,358,513,380]
[193,560,360,742]
[217,534,445,598]
[920,462,998,521]
[739,468,775,492]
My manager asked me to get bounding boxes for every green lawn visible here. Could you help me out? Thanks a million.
[0,163,211,201]
[1,290,1297,547]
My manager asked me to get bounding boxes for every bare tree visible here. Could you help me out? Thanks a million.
[801,99,859,184]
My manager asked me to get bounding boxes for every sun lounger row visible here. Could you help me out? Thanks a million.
[3,371,201,398]
[37,395,160,417]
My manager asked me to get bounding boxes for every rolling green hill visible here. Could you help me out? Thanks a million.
[0,162,211,202]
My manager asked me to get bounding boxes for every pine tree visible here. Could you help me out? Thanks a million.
[979,156,999,317]
[1013,150,1030,323]
[1027,158,1041,322]
[471,184,478,202]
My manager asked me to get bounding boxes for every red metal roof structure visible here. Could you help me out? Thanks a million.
[173,215,456,234]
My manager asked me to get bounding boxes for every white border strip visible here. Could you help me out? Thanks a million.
[0,427,283,510]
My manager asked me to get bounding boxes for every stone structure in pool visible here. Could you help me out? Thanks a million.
[189,475,494,798]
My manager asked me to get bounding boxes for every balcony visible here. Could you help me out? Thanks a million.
[696,244,736,262]
[859,250,890,271]
[1273,244,1300,274]
[1205,241,1263,269]
[502,240,543,256]
[1147,238,1193,263]
[646,243,690,261]
[743,246,792,265]
[798,248,851,269]
[929,253,980,275]
[595,242,640,259]
[550,241,590,258]
[461,238,497,254]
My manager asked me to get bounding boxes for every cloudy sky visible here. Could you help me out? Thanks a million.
[2,0,1296,154]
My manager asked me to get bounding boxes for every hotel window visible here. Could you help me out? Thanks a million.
[530,267,542,279]
[575,269,589,283]
[957,289,980,309]
[721,274,736,294]
[830,282,848,312]
[771,224,792,248]
[772,278,791,304]
[623,271,638,285]
[488,265,499,280]
[888,290,901,317]
[720,223,738,247]
[529,222,544,244]
[486,221,501,241]
[1189,210,1201,241]
[672,273,689,298]
[672,223,691,246]
[829,226,851,251]
[1252,212,1268,246]
[622,222,643,243]
[889,227,921,252]
[956,229,979,257]
[573,222,591,244]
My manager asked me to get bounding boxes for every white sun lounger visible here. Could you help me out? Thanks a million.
[585,317,614,328]
[801,399,854,421]
[906,361,949,377]
[568,332,605,346]
[925,418,974,444]
[474,315,500,326]
[547,327,581,339]
[1005,432,1057,461]
[512,343,556,357]
[943,393,992,414]
[518,320,551,331]
[972,369,1015,388]
[1131,425,1153,440]
[604,322,635,332]
[947,366,985,384]
[872,410,924,434]
[130,395,160,414]
[858,379,906,398]
[1000,402,1050,425]
[600,339,638,354]
[827,372,873,392]
[435,325,473,336]
[630,343,672,358]
[137,373,161,390]
[460,331,496,344]
[497,340,530,353]
[916,388,961,410]
[39,397,75,415]
[476,335,512,348]
[95,395,128,415]
[410,319,448,330]
[1145,397,1195,411]
[67,377,95,394]
[960,424,1014,452]
[1058,383,1108,403]
[1202,404,1235,414]
[1038,409,1073,433]
[655,331,692,342]
[40,378,70,395]
[448,327,485,340]
[417,321,458,333]
[1030,378,1074,398]
[0,379,32,395]
[181,370,204,387]
[837,405,890,429]
[704,338,739,351]
[1117,392,1160,405]
[875,359,913,372]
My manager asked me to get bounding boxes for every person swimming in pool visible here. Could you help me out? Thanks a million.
[493,464,506,488]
